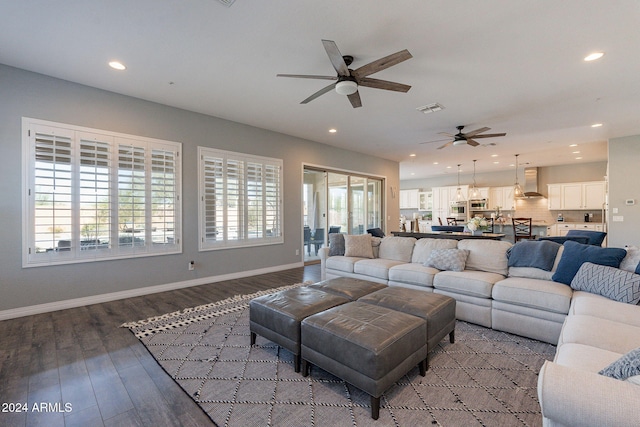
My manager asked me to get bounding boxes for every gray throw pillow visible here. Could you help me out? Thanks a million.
[425,248,469,272]
[328,233,345,256]
[344,234,374,258]
[570,262,640,305]
[599,347,640,380]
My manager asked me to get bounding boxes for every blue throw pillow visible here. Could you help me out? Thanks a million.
[552,241,627,285]
[635,261,640,275]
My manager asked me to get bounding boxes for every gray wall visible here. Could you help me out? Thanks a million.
[0,64,399,312]
[608,135,640,248]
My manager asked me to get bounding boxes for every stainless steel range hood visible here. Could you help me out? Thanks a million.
[519,167,545,198]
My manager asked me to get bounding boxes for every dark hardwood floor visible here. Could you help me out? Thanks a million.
[0,265,321,427]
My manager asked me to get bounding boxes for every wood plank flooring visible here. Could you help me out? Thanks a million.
[0,265,321,427]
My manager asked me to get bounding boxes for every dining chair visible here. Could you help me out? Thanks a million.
[512,217,535,242]
[303,227,312,255]
[311,228,325,255]
[446,217,458,225]
[438,217,443,225]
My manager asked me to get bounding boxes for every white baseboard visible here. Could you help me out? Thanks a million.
[0,262,304,321]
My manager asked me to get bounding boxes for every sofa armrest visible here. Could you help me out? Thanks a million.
[319,247,330,280]
[538,361,640,427]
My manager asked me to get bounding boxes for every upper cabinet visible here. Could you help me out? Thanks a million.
[418,191,433,211]
[489,186,515,211]
[399,189,420,209]
[468,186,490,200]
[547,181,606,210]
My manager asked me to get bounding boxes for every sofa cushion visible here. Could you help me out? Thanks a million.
[570,262,640,305]
[325,256,362,273]
[388,263,440,287]
[411,238,458,264]
[570,291,640,327]
[552,241,627,285]
[599,347,640,380]
[620,246,640,272]
[425,248,469,272]
[353,258,405,280]
[492,277,572,314]
[328,233,345,256]
[508,246,564,281]
[433,270,505,298]
[559,314,640,354]
[457,239,512,276]
[378,236,416,262]
[344,234,374,258]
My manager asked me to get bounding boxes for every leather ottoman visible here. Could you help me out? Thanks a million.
[249,287,349,372]
[358,287,456,370]
[308,276,387,300]
[301,301,427,419]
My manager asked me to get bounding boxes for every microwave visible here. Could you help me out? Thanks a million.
[450,201,468,220]
[469,199,487,210]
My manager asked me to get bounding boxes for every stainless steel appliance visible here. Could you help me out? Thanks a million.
[469,199,487,211]
[450,201,468,221]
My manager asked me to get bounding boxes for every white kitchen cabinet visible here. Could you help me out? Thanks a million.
[400,189,420,209]
[418,191,433,211]
[489,186,515,211]
[431,185,468,222]
[555,223,575,236]
[547,181,606,210]
[469,186,489,200]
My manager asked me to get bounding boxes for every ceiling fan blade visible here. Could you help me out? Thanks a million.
[321,39,350,77]
[357,77,411,92]
[438,131,455,137]
[419,138,451,145]
[471,132,507,139]
[277,74,338,80]
[347,91,362,108]
[466,139,480,147]
[463,127,491,137]
[352,49,412,78]
[300,82,337,104]
[437,141,454,149]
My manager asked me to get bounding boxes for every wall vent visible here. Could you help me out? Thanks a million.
[217,0,236,6]
[416,103,445,114]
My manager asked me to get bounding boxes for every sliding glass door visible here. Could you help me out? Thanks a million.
[304,167,384,262]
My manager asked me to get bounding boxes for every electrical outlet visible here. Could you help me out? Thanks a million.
[295,249,299,256]
[188,261,195,271]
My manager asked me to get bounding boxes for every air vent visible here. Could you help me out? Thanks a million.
[217,0,236,6]
[416,103,445,114]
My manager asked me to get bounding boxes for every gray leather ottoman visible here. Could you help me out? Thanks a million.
[308,277,387,300]
[301,301,427,419]
[249,287,349,372]
[358,287,456,370]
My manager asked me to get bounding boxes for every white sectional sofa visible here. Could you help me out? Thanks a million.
[320,235,640,426]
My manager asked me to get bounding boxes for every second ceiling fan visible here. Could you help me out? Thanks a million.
[277,39,412,108]
[422,125,507,149]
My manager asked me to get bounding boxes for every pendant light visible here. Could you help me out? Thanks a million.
[469,159,480,199]
[455,164,466,201]
[513,154,523,198]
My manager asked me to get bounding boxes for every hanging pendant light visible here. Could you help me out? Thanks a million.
[513,154,523,198]
[455,164,465,201]
[470,159,480,199]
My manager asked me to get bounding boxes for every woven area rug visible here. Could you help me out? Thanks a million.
[123,284,556,426]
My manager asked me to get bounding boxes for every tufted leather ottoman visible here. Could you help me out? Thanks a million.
[358,288,456,370]
[308,276,388,300]
[301,301,427,419]
[249,287,349,372]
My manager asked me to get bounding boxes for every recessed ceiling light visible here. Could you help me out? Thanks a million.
[446,165,452,169]
[591,123,603,128]
[575,157,583,160]
[328,128,337,133]
[491,154,498,158]
[433,162,439,165]
[409,153,416,157]
[569,144,578,147]
[493,161,500,164]
[411,172,415,176]
[108,61,126,70]
[573,151,581,154]
[584,52,604,61]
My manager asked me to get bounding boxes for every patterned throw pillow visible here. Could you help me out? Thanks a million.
[328,233,345,256]
[425,248,470,272]
[570,262,640,304]
[599,347,640,380]
[343,234,374,258]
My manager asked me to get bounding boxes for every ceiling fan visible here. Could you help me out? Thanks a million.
[277,39,412,108]
[421,125,506,149]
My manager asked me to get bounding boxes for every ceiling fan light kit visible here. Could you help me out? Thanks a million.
[335,80,358,95]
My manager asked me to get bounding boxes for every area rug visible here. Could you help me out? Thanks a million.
[123,284,556,426]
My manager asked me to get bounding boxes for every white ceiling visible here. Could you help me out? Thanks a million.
[2,0,638,180]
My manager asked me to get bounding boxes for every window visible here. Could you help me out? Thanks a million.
[22,118,181,267]
[198,147,282,250]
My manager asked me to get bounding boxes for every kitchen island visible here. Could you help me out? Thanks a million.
[391,231,506,240]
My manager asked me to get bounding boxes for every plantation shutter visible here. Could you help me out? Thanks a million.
[151,148,178,246]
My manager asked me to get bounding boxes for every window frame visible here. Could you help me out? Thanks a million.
[22,117,182,267]
[198,146,283,251]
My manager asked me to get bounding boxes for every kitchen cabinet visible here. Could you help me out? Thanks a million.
[418,191,433,211]
[431,185,468,222]
[400,189,420,209]
[468,186,489,200]
[547,181,606,210]
[489,186,515,211]
[552,222,603,236]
